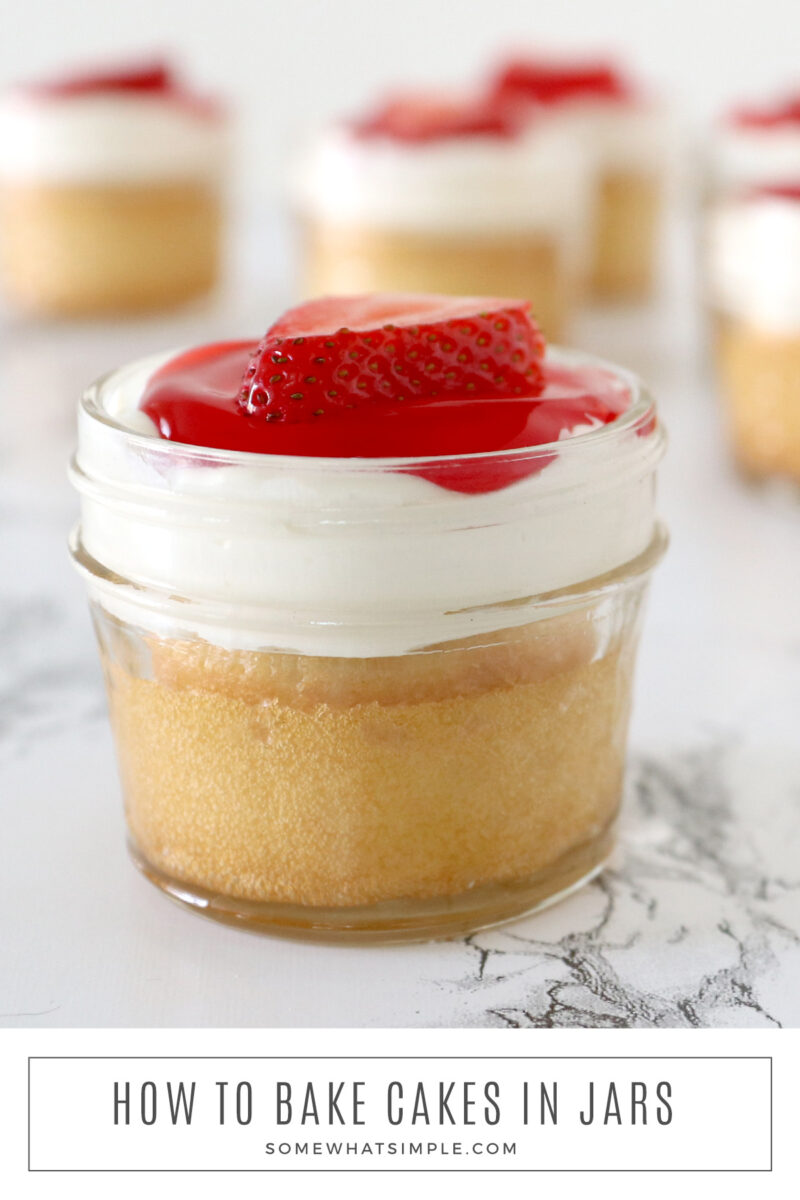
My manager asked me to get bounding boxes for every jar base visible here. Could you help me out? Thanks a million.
[128,826,614,945]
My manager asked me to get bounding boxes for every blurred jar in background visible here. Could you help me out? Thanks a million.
[490,56,671,302]
[708,93,800,196]
[707,183,800,485]
[292,90,591,342]
[0,61,229,317]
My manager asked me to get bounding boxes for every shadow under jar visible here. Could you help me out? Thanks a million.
[70,349,666,942]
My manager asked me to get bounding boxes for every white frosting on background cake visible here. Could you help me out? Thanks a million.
[711,121,800,190]
[708,195,800,332]
[293,98,671,284]
[539,98,672,173]
[71,349,663,658]
[0,92,226,184]
[293,122,592,239]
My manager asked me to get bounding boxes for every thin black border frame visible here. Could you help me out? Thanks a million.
[27,1055,773,1173]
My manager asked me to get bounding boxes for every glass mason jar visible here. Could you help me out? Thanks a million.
[70,348,666,942]
[0,89,228,317]
[567,101,672,302]
[706,188,800,484]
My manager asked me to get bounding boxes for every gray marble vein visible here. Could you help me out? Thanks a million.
[440,740,799,1029]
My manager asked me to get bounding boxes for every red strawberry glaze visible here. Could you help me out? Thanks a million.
[729,96,800,129]
[19,59,222,119]
[748,183,800,203]
[140,342,630,495]
[492,57,635,106]
[351,91,528,143]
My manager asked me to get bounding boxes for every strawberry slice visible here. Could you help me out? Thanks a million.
[352,90,527,142]
[239,294,546,425]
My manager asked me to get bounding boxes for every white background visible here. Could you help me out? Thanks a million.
[1,0,799,201]
[3,1027,794,1196]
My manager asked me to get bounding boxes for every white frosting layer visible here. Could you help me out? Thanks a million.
[0,93,226,183]
[541,99,672,173]
[292,124,592,239]
[73,351,662,658]
[708,196,800,332]
[711,122,800,190]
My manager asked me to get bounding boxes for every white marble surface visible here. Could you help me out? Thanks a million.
[1,216,799,1029]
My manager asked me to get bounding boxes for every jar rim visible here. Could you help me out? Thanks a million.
[79,343,660,476]
[72,344,665,658]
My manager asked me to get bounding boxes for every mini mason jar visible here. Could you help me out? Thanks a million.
[707,187,800,484]
[0,80,228,317]
[70,349,666,942]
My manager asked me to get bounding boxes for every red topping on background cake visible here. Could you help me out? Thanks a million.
[140,293,631,494]
[492,56,634,105]
[730,94,800,129]
[21,59,222,117]
[26,60,174,98]
[747,182,800,202]
[352,91,528,142]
